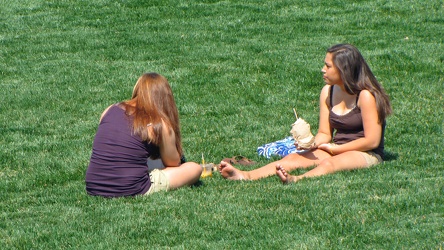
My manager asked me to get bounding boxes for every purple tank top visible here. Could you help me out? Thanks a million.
[329,86,385,159]
[86,104,158,197]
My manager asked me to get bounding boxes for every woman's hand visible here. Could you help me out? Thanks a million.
[317,143,335,155]
[294,141,318,151]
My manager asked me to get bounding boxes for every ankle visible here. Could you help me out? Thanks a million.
[242,171,251,180]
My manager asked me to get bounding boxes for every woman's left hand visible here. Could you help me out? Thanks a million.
[317,143,335,155]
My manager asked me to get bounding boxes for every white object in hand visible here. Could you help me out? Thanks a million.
[290,118,315,149]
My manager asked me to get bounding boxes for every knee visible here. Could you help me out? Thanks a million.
[187,162,203,176]
[318,159,336,172]
[196,163,203,175]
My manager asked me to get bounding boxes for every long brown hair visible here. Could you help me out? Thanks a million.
[122,73,182,156]
[328,44,392,123]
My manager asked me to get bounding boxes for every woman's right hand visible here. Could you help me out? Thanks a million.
[295,141,318,151]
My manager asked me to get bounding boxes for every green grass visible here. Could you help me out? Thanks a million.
[1,0,443,249]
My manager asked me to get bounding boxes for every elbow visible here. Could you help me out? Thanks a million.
[159,147,182,167]
[161,155,181,167]
[163,159,181,167]
[368,138,381,150]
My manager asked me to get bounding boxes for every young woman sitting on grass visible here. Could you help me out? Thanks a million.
[219,44,392,183]
[85,73,202,197]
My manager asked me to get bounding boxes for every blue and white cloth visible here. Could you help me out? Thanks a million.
[257,136,306,159]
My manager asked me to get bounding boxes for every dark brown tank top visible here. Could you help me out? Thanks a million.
[329,86,385,159]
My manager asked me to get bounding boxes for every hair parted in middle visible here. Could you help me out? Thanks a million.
[327,44,392,123]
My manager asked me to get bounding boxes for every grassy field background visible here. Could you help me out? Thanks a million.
[1,0,443,249]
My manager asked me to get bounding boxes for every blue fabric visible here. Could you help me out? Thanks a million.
[257,136,305,159]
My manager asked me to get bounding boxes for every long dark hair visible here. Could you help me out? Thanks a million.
[122,73,182,156]
[328,44,392,122]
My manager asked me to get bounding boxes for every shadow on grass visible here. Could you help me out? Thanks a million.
[191,180,204,188]
[384,151,398,161]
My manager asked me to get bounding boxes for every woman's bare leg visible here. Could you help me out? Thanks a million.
[276,165,302,184]
[219,150,331,181]
[163,162,202,189]
[277,151,369,184]
[298,151,368,178]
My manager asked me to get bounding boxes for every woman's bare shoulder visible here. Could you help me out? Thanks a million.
[359,90,376,102]
[99,104,116,122]
[320,85,330,96]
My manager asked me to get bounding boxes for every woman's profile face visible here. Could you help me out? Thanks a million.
[321,53,342,86]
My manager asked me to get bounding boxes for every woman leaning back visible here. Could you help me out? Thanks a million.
[219,44,392,184]
[86,73,202,197]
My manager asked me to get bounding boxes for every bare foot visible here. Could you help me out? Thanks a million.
[276,165,301,184]
[218,161,246,180]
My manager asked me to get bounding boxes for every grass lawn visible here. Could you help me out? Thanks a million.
[1,0,443,249]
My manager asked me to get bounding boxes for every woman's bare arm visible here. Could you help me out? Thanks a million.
[314,85,333,146]
[159,120,181,167]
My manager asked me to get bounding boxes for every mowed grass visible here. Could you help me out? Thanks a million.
[1,0,443,249]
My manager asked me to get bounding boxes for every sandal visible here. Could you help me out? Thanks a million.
[221,156,257,166]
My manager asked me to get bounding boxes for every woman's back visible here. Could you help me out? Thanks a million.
[86,104,157,197]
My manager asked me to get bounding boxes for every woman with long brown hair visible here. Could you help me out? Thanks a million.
[219,44,392,183]
[86,73,202,197]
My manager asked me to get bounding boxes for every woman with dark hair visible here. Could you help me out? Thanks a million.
[219,44,392,183]
[86,73,202,197]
